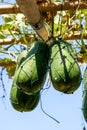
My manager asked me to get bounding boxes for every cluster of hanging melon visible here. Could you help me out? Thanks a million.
[10,41,49,112]
[10,39,82,112]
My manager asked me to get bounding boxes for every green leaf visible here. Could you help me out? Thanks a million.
[81,9,87,15]
[2,14,15,23]
[2,23,11,30]
[0,34,5,39]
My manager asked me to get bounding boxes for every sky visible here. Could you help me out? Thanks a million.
[0,0,87,130]
[0,66,86,130]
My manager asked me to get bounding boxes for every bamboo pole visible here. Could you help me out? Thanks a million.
[0,1,87,14]
[16,0,49,41]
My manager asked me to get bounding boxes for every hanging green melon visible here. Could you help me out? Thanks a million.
[49,39,82,94]
[15,41,49,95]
[82,67,87,122]
[10,82,40,112]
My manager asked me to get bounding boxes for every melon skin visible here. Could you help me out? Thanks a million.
[82,67,87,122]
[15,41,49,95]
[10,82,40,112]
[50,39,82,94]
[17,49,28,68]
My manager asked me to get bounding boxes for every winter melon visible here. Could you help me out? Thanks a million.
[82,67,87,122]
[50,39,82,94]
[15,41,49,95]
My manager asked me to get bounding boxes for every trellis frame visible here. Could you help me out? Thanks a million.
[0,1,87,45]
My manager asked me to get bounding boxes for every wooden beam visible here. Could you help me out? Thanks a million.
[0,33,87,45]
[0,36,34,45]
[0,4,20,14]
[39,1,87,13]
[64,33,87,40]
